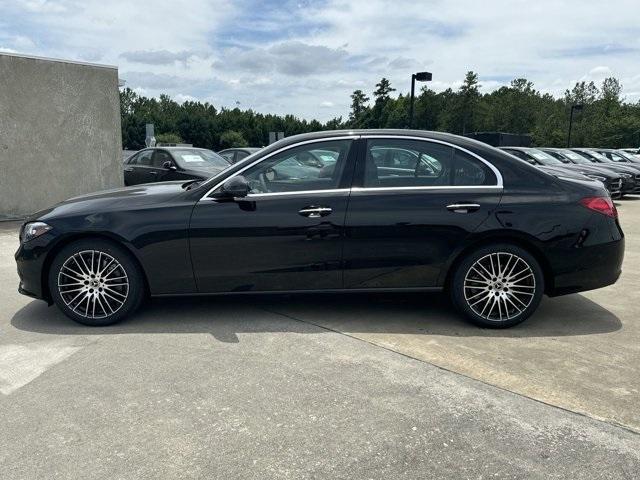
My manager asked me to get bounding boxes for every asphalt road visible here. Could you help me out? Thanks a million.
[1,201,639,479]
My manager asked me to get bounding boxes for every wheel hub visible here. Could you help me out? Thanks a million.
[57,250,129,319]
[463,252,536,322]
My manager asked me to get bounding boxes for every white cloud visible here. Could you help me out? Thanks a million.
[173,93,198,104]
[2,0,640,120]
[120,50,207,65]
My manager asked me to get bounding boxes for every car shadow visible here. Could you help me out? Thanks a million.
[11,291,622,343]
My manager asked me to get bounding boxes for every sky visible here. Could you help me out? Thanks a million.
[1,0,639,121]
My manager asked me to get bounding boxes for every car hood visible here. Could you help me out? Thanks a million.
[558,164,618,178]
[182,164,229,176]
[595,163,640,175]
[29,181,189,222]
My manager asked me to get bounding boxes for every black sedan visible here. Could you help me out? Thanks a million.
[16,130,624,329]
[124,147,231,185]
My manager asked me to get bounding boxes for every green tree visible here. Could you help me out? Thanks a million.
[348,89,370,127]
[370,78,396,128]
[155,132,183,145]
[219,130,248,148]
[120,72,640,151]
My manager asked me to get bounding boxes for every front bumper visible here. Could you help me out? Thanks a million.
[621,176,636,193]
[606,178,622,199]
[15,233,56,302]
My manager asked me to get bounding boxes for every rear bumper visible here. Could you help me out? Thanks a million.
[548,237,624,296]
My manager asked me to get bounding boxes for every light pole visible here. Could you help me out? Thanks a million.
[409,71,432,129]
[567,104,583,148]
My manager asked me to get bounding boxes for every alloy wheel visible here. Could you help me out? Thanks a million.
[463,252,536,322]
[57,250,129,319]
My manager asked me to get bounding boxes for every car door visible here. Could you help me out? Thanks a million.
[343,136,503,289]
[149,149,180,182]
[189,138,356,293]
[124,150,154,185]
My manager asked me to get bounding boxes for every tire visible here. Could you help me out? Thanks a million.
[48,239,144,326]
[450,243,544,328]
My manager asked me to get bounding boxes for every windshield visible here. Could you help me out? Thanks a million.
[527,149,564,166]
[584,150,610,162]
[559,150,584,162]
[617,150,640,162]
[565,151,593,164]
[173,149,230,169]
[608,152,628,163]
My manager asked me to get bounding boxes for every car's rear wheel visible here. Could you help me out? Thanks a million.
[450,244,544,328]
[48,239,144,326]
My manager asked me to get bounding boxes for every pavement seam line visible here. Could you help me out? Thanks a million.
[258,305,640,437]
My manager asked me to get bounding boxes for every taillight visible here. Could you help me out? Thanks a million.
[580,196,618,218]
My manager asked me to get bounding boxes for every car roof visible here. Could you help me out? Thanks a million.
[263,129,512,158]
[220,147,261,153]
[153,146,209,151]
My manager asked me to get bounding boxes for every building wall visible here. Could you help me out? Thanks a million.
[0,53,122,219]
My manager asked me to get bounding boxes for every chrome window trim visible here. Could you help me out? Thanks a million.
[362,135,503,188]
[351,185,503,194]
[245,188,350,199]
[199,136,359,201]
[198,134,504,201]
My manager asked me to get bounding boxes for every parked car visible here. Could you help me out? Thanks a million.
[616,149,640,163]
[596,148,640,169]
[124,147,231,186]
[620,148,640,156]
[540,148,623,198]
[498,147,619,195]
[16,130,624,329]
[218,147,261,164]
[570,148,640,195]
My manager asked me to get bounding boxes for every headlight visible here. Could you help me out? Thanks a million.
[586,174,606,183]
[621,173,632,178]
[21,222,52,243]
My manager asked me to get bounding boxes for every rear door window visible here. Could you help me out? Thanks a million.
[363,139,496,188]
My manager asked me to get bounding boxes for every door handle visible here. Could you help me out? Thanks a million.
[148,171,158,175]
[124,167,133,172]
[299,206,332,218]
[446,203,480,213]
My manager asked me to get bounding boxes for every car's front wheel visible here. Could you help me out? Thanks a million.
[450,244,544,328]
[48,239,144,326]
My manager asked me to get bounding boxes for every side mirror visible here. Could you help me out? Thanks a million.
[212,175,249,199]
[163,160,177,171]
